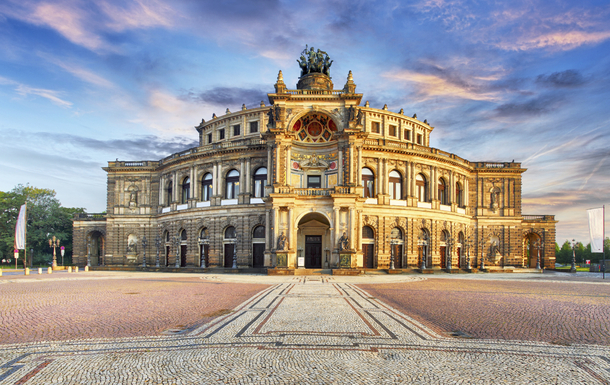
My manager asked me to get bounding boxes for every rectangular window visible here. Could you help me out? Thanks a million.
[250,121,258,133]
[207,133,213,144]
[389,125,397,137]
[371,122,380,133]
[417,134,423,145]
[404,130,411,141]
[219,129,225,140]
[307,175,321,188]
[233,124,240,136]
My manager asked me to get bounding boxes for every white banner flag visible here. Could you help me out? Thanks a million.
[587,207,604,253]
[15,204,26,250]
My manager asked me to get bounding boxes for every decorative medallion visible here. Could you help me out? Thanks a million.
[292,113,337,143]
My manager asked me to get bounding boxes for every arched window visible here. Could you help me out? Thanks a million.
[438,178,447,205]
[362,226,374,239]
[456,182,463,208]
[181,177,190,203]
[181,229,187,241]
[391,227,403,240]
[165,231,170,243]
[416,174,427,202]
[225,226,236,239]
[253,226,265,239]
[362,168,375,198]
[226,170,240,199]
[202,173,213,202]
[253,167,267,198]
[389,170,402,200]
[167,181,173,206]
[200,228,208,239]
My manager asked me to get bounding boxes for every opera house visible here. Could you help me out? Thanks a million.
[73,48,556,272]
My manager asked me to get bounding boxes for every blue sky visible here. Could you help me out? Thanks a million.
[1,0,609,244]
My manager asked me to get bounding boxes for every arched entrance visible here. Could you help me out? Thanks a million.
[523,232,542,268]
[440,230,450,268]
[252,226,265,267]
[362,226,375,268]
[297,212,330,269]
[87,231,105,266]
[199,228,209,268]
[418,229,429,268]
[224,226,237,268]
[180,229,187,267]
[390,227,403,269]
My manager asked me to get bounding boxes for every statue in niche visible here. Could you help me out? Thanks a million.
[490,189,500,213]
[356,108,364,126]
[129,190,137,207]
[127,234,138,254]
[277,232,287,250]
[338,232,349,251]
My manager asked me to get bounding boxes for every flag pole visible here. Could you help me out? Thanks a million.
[603,205,605,279]
[23,202,27,270]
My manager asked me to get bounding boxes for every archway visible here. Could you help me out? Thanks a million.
[252,226,265,268]
[362,226,375,268]
[87,231,105,266]
[297,212,330,268]
[523,232,542,268]
[390,227,403,269]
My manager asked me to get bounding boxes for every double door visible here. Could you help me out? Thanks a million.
[305,236,322,268]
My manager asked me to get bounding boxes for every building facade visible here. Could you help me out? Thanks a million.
[73,50,556,271]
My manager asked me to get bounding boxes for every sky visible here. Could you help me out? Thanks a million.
[0,0,609,245]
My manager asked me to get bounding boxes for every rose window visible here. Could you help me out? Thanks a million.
[292,113,337,142]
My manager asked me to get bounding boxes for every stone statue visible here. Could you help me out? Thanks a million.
[129,190,137,206]
[338,232,349,251]
[297,55,308,76]
[127,238,137,253]
[277,232,287,250]
[298,45,333,77]
[347,105,356,122]
[356,109,364,126]
[267,107,275,125]
[323,54,333,75]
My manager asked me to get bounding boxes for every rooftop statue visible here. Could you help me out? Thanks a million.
[297,45,333,77]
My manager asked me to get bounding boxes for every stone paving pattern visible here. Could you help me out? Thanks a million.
[1,272,609,384]
[359,277,610,346]
[0,272,269,345]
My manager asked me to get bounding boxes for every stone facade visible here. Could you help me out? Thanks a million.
[73,55,556,270]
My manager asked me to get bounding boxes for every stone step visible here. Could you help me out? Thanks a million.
[294,269,332,275]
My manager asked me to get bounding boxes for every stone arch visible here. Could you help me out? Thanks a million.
[86,229,106,266]
[287,109,341,142]
[523,229,544,268]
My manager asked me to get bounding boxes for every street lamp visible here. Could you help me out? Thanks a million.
[479,239,486,270]
[141,236,147,267]
[174,234,180,268]
[48,236,60,269]
[60,246,65,266]
[155,234,161,267]
[446,236,454,270]
[232,234,238,269]
[571,239,577,273]
[418,232,427,270]
[465,236,472,270]
[198,235,209,268]
[534,239,543,271]
[388,235,397,270]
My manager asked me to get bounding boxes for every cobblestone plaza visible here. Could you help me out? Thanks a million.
[1,271,609,384]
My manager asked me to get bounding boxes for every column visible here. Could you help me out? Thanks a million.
[382,158,387,194]
[348,145,354,184]
[349,208,355,250]
[240,158,245,192]
[246,158,251,194]
[338,146,343,185]
[376,158,381,195]
[267,146,273,185]
[404,161,409,199]
[190,166,195,201]
[212,163,217,196]
[217,163,223,198]
[334,208,340,250]
[288,207,293,249]
[286,145,291,186]
[357,146,362,186]
[159,175,164,206]
[273,208,279,249]
[275,144,281,184]
[172,171,178,202]
[265,209,271,251]
[465,177,469,207]
[432,167,437,200]
[410,163,416,198]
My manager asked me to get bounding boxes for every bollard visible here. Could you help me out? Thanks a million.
[0,268,2,277]
[84,266,89,272]
[68,266,72,273]
[74,266,79,273]
[47,267,52,274]
[38,268,42,275]
[25,268,29,276]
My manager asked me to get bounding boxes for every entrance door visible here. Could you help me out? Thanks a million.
[165,246,170,267]
[392,244,403,269]
[457,247,462,268]
[180,245,187,267]
[440,246,446,268]
[224,244,234,268]
[201,244,209,267]
[363,244,374,268]
[253,244,265,267]
[305,236,322,268]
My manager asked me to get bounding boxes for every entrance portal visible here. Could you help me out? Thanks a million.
[305,236,322,268]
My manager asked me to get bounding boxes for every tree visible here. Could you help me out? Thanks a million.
[556,240,573,264]
[0,185,85,266]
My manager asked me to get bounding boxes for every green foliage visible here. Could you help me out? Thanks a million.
[0,184,85,266]
[555,237,610,265]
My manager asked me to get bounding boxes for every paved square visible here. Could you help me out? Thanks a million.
[1,272,609,384]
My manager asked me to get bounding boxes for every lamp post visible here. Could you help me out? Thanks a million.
[465,236,472,270]
[388,235,396,270]
[60,246,65,266]
[48,236,60,269]
[155,234,161,267]
[534,239,543,271]
[571,239,577,273]
[198,235,209,268]
[479,239,486,270]
[141,236,147,267]
[446,236,454,270]
[232,234,238,269]
[174,234,180,268]
[324,247,330,268]
[418,232,427,270]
